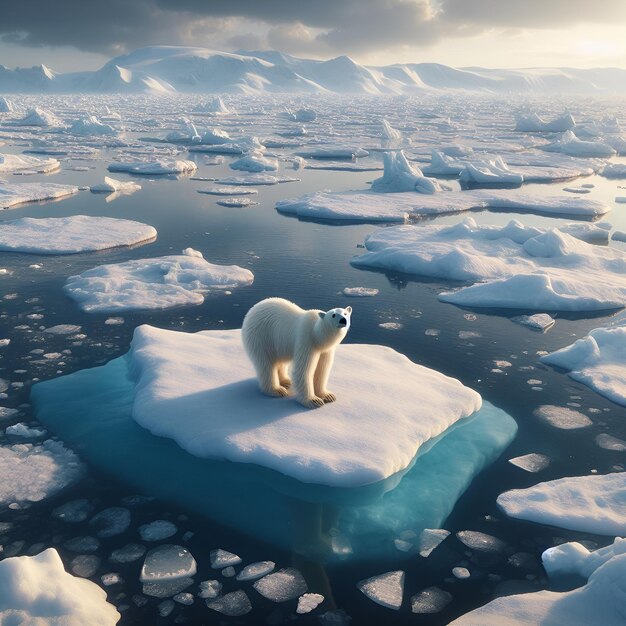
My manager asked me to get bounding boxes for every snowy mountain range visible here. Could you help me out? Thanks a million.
[2,46,626,95]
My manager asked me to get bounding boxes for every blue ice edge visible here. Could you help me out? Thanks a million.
[31,355,517,562]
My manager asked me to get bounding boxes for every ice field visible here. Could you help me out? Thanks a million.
[1,90,626,625]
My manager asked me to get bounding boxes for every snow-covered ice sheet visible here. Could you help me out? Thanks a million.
[541,325,626,405]
[352,218,626,311]
[31,329,516,561]
[515,112,576,133]
[0,182,79,209]
[0,153,59,173]
[0,215,156,254]
[127,326,481,487]
[64,249,253,313]
[277,189,609,223]
[0,549,119,626]
[108,159,196,175]
[542,130,616,158]
[497,472,626,535]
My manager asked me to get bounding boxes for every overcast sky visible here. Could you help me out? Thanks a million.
[1,0,626,72]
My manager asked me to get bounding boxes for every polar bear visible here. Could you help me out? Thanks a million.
[242,297,352,409]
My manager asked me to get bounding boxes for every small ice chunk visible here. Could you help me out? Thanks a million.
[210,548,241,569]
[52,499,94,523]
[89,507,131,538]
[101,573,122,586]
[70,554,101,577]
[236,561,275,581]
[419,528,450,557]
[595,434,626,451]
[297,593,324,614]
[6,423,46,438]
[343,287,379,297]
[157,599,175,617]
[206,590,252,616]
[140,545,197,582]
[411,587,453,613]
[512,314,555,332]
[139,520,177,541]
[64,536,100,553]
[394,539,413,552]
[222,566,236,578]
[457,531,506,553]
[508,453,551,473]
[173,592,194,605]
[109,543,146,564]
[356,571,404,610]
[452,567,470,579]
[143,578,193,598]
[104,317,124,325]
[44,324,82,335]
[534,405,592,429]
[378,322,402,330]
[253,568,308,602]
[198,579,222,599]
[0,339,10,347]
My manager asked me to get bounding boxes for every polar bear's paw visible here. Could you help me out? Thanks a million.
[321,392,336,403]
[265,385,289,398]
[300,396,325,409]
[279,377,292,389]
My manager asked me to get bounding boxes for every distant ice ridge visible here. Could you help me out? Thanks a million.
[65,249,253,313]
[515,112,576,132]
[497,472,626,535]
[0,182,79,209]
[450,544,626,625]
[0,153,59,174]
[0,440,84,506]
[0,549,119,625]
[276,189,609,223]
[11,107,63,126]
[542,130,617,158]
[352,217,626,311]
[541,325,626,405]
[126,326,481,487]
[0,216,156,254]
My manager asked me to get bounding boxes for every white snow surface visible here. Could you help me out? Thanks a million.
[64,249,253,313]
[352,218,626,311]
[515,112,576,132]
[0,182,79,209]
[108,160,196,175]
[0,216,156,254]
[127,325,482,487]
[541,325,626,405]
[0,153,59,173]
[0,548,119,626]
[276,189,609,223]
[497,472,626,535]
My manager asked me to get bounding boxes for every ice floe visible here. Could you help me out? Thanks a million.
[0,549,119,626]
[108,159,196,175]
[64,249,253,313]
[13,107,63,127]
[0,153,59,173]
[541,325,626,405]
[357,570,404,610]
[90,176,141,194]
[69,116,117,136]
[0,216,156,254]
[533,405,592,429]
[230,150,278,173]
[253,568,307,602]
[411,587,452,614]
[0,182,79,209]
[206,590,251,616]
[352,218,626,311]
[371,150,441,193]
[600,163,626,178]
[459,156,524,185]
[498,471,626,535]
[515,112,576,133]
[512,313,555,332]
[542,130,616,158]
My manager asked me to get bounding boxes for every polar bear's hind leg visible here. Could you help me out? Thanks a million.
[277,362,292,389]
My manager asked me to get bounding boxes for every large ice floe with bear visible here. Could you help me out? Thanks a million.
[351,218,626,311]
[31,324,516,561]
[0,548,119,625]
[0,215,156,254]
[64,248,253,313]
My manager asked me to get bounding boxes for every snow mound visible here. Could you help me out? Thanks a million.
[13,107,63,127]
[195,97,231,114]
[90,176,141,194]
[0,216,156,254]
[0,96,17,112]
[371,151,441,194]
[515,112,576,132]
[352,218,626,311]
[230,150,278,173]
[497,472,626,535]
[543,130,616,158]
[0,182,79,209]
[459,156,524,185]
[600,163,626,178]
[0,153,59,174]
[0,548,119,626]
[70,116,117,136]
[108,160,197,175]
[64,250,253,313]
[541,325,626,405]
[0,440,84,506]
[127,326,482,487]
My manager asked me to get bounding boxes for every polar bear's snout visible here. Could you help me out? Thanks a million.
[339,316,347,326]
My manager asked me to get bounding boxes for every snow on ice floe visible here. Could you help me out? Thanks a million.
[351,218,626,311]
[541,325,626,405]
[90,176,141,194]
[230,150,278,173]
[459,156,524,185]
[216,197,258,207]
[0,216,156,254]
[215,174,298,186]
[357,571,404,610]
[371,151,441,193]
[542,130,616,158]
[0,549,119,626]
[497,472,626,535]
[125,326,482,487]
[533,405,592,429]
[189,136,263,155]
[0,153,59,173]
[0,182,79,209]
[450,548,626,625]
[600,163,626,178]
[69,116,117,136]
[511,313,556,332]
[197,186,258,196]
[64,249,253,313]
[11,107,63,127]
[343,287,379,297]
[253,568,307,602]
[0,440,83,506]
[277,189,609,223]
[515,112,576,133]
[108,159,196,175]
[140,544,196,583]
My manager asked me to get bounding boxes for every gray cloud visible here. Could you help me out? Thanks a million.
[1,0,624,61]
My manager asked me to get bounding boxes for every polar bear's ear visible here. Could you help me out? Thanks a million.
[345,306,352,314]
[318,312,326,319]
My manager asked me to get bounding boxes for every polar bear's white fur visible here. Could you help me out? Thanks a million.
[242,297,352,409]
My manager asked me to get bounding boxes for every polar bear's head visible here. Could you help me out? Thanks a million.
[319,306,352,333]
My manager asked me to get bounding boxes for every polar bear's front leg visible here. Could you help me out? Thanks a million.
[277,362,292,389]
[293,347,324,408]
[314,350,336,403]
